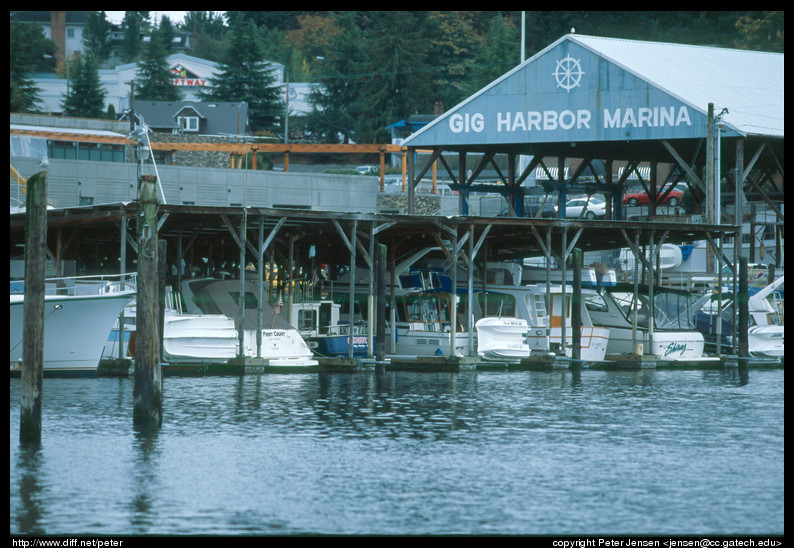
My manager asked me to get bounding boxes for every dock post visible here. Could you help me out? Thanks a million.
[571,248,582,366]
[19,170,47,444]
[737,257,749,364]
[133,175,162,426]
[376,244,387,361]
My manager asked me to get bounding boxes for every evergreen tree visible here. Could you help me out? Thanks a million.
[426,11,483,113]
[157,15,177,54]
[83,11,113,63]
[199,14,283,133]
[305,12,364,143]
[135,26,182,101]
[182,11,227,62]
[61,53,107,118]
[354,12,433,143]
[121,11,149,63]
[467,14,520,96]
[10,22,56,113]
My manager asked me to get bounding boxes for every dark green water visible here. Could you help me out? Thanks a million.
[9,368,784,536]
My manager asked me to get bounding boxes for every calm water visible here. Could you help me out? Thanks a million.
[10,367,784,536]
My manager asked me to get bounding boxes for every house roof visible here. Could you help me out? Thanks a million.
[123,101,250,135]
[403,34,783,148]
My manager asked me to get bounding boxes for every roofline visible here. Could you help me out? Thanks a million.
[402,34,570,147]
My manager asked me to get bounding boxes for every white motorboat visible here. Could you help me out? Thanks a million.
[177,278,318,368]
[475,316,530,362]
[389,288,527,362]
[10,274,136,376]
[471,283,610,362]
[585,284,717,362]
[285,300,370,358]
[695,276,784,362]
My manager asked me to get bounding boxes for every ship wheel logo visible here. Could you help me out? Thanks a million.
[553,54,584,92]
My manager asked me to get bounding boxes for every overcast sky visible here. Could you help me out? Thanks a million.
[105,11,192,25]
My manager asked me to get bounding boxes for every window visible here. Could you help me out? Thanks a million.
[179,116,199,132]
[298,310,316,330]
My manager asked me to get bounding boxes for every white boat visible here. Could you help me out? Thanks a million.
[177,278,318,368]
[475,316,530,362]
[471,283,610,362]
[286,300,370,358]
[585,284,717,362]
[695,276,784,362]
[390,289,527,362]
[10,274,136,376]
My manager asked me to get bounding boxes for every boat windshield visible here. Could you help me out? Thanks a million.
[604,289,700,330]
[478,292,517,318]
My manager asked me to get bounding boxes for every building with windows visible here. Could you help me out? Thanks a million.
[119,101,250,136]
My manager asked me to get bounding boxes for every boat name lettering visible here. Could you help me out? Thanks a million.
[451,106,692,134]
[349,336,368,345]
[664,342,688,357]
[264,331,286,337]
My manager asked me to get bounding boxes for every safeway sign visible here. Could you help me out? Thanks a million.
[170,64,207,87]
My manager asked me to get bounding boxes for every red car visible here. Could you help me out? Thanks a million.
[623,183,685,207]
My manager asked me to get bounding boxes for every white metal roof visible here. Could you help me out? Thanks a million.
[567,34,783,138]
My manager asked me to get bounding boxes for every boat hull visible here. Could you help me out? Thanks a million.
[525,326,610,362]
[476,317,530,362]
[393,326,470,357]
[307,334,370,358]
[162,314,318,367]
[603,328,706,361]
[748,325,784,359]
[10,292,134,376]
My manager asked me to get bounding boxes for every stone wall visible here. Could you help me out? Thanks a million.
[149,134,232,169]
[377,193,441,215]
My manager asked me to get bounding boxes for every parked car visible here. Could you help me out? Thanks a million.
[623,183,685,207]
[524,195,557,218]
[355,165,379,175]
[555,197,606,219]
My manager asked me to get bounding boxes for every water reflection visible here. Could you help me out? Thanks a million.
[129,422,160,532]
[13,445,46,535]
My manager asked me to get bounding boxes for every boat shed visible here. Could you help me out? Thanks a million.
[401,33,784,226]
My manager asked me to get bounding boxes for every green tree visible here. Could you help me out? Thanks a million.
[135,26,182,101]
[83,11,113,63]
[466,14,520,96]
[199,13,283,133]
[425,11,483,112]
[61,53,107,118]
[157,15,177,54]
[121,11,150,63]
[182,11,228,62]
[10,22,56,112]
[354,11,433,142]
[735,11,784,52]
[305,12,363,143]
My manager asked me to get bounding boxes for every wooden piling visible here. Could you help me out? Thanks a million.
[571,248,582,365]
[19,171,47,444]
[738,257,749,363]
[376,244,387,362]
[133,175,162,425]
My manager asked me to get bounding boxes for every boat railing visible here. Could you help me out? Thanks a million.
[10,273,138,297]
[320,323,368,337]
